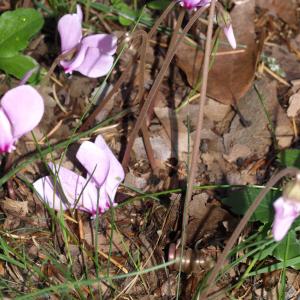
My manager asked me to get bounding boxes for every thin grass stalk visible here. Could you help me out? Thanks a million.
[177,1,217,298]
[200,167,300,299]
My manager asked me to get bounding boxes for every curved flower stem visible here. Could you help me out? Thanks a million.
[4,153,16,200]
[148,1,176,39]
[180,0,216,256]
[39,48,77,90]
[122,7,210,169]
[200,167,300,299]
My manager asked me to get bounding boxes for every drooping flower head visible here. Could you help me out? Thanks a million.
[34,135,125,216]
[0,85,44,154]
[177,0,237,49]
[272,178,300,241]
[58,5,117,78]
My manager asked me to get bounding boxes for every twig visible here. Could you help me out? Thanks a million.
[200,167,300,299]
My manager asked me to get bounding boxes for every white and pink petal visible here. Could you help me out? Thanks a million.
[1,85,44,139]
[0,109,14,154]
[58,5,83,53]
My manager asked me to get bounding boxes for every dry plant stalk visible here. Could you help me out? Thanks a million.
[200,167,300,299]
[121,6,208,169]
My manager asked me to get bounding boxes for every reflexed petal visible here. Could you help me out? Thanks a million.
[76,5,83,22]
[0,109,14,153]
[58,6,82,52]
[82,34,118,55]
[223,24,236,49]
[272,197,300,241]
[34,176,68,211]
[1,85,44,139]
[35,163,99,214]
[95,135,124,202]
[74,48,114,78]
[76,141,110,187]
[60,43,88,74]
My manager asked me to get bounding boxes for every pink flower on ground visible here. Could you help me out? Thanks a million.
[33,135,125,216]
[58,5,117,78]
[0,85,44,154]
[272,197,300,241]
[177,0,237,49]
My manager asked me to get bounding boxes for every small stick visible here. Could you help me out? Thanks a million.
[200,167,300,299]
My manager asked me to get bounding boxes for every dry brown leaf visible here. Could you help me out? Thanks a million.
[0,198,28,217]
[256,0,298,26]
[176,0,258,105]
[287,92,300,118]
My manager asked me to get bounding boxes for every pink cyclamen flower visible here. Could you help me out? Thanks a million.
[178,0,211,10]
[58,5,117,78]
[33,135,125,216]
[272,197,300,241]
[178,0,237,49]
[0,85,44,154]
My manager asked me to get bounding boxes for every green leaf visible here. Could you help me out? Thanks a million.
[0,8,44,57]
[251,224,279,260]
[0,54,39,82]
[221,187,281,223]
[273,230,300,270]
[147,0,171,10]
[277,149,300,168]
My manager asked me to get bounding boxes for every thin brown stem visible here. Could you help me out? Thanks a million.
[148,1,176,40]
[137,30,159,174]
[39,48,77,90]
[181,0,216,243]
[4,153,16,200]
[141,123,158,174]
[122,8,201,169]
[122,7,208,170]
[200,167,300,299]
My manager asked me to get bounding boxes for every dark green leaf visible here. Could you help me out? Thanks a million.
[221,187,281,223]
[273,230,300,270]
[147,0,171,10]
[277,149,300,168]
[0,8,44,57]
[0,54,39,82]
